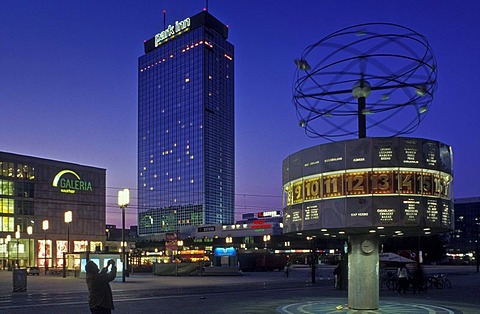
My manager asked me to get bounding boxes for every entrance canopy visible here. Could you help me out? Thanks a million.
[379,252,415,263]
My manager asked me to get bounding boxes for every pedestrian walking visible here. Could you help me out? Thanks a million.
[85,259,117,314]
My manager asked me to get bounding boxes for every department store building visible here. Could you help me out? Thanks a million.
[0,151,106,269]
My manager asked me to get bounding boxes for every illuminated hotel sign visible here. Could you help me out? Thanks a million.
[155,17,191,47]
[52,170,93,194]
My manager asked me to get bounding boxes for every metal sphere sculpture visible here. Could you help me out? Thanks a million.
[293,23,437,140]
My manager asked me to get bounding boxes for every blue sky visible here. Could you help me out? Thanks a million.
[1,1,479,227]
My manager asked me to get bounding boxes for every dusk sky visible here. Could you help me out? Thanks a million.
[1,1,479,227]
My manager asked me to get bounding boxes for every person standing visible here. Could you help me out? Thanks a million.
[85,259,117,314]
[397,263,409,294]
[333,264,341,289]
[411,262,425,294]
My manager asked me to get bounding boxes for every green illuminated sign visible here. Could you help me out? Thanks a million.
[155,17,191,47]
[52,170,93,194]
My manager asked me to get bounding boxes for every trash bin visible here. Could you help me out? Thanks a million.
[13,269,27,292]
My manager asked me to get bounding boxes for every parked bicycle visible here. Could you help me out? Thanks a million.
[426,273,452,289]
[380,271,398,291]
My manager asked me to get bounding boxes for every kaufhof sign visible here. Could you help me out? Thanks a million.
[52,170,93,194]
[155,17,191,47]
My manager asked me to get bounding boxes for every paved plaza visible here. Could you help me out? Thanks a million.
[0,265,479,313]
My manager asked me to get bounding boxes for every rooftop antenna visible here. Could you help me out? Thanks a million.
[205,0,209,11]
[163,9,167,29]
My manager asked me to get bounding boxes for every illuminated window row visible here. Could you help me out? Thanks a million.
[284,168,452,205]
[140,40,214,72]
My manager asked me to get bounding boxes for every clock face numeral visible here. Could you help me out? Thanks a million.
[304,178,321,200]
[371,171,393,194]
[323,173,343,197]
[346,172,368,195]
[292,181,303,204]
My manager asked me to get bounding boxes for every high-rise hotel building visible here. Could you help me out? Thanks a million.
[138,11,235,235]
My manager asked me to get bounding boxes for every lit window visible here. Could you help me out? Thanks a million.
[185,78,190,83]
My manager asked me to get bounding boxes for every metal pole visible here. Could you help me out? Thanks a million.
[476,223,479,273]
[16,239,19,269]
[67,224,70,253]
[122,205,126,282]
[44,233,47,275]
[311,240,316,284]
[358,97,366,138]
[28,237,31,267]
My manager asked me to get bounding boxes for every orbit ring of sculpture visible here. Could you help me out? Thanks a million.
[293,22,437,140]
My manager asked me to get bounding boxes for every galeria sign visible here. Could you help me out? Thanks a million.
[52,169,93,194]
[155,17,191,47]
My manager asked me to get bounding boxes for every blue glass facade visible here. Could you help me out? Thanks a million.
[138,12,234,235]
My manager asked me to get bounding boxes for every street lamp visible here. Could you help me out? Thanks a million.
[0,238,3,269]
[306,236,316,283]
[64,211,72,253]
[27,226,33,267]
[6,235,11,269]
[175,239,183,276]
[118,188,130,283]
[15,229,20,269]
[263,234,271,248]
[42,220,49,275]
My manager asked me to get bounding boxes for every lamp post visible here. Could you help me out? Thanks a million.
[263,235,270,271]
[27,226,33,267]
[175,239,183,276]
[15,229,20,269]
[6,235,11,270]
[307,236,316,284]
[42,220,49,275]
[0,238,3,269]
[118,189,130,283]
[64,211,72,253]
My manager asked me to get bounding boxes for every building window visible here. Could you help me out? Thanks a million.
[0,162,14,178]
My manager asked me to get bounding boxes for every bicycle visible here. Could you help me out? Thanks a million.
[426,273,452,289]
